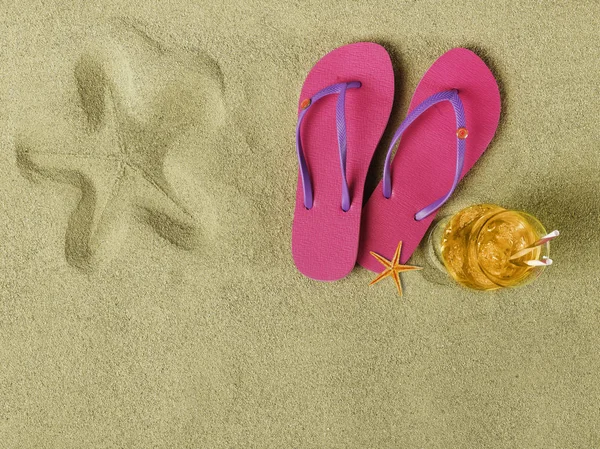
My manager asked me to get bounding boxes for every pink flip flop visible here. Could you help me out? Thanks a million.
[292,43,394,281]
[357,48,501,271]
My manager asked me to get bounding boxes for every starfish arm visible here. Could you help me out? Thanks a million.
[370,251,392,268]
[392,270,403,296]
[392,241,403,266]
[369,269,392,286]
[15,114,120,161]
[63,162,134,270]
[87,166,138,261]
[134,204,198,250]
[133,163,191,216]
[15,142,113,183]
[397,265,424,272]
[132,171,199,250]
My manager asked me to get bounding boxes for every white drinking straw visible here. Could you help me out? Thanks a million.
[523,258,553,267]
[511,256,553,268]
[509,230,560,261]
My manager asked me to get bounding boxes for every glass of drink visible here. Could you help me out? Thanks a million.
[427,204,551,290]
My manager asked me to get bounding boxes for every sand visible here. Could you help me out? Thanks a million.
[1,1,599,447]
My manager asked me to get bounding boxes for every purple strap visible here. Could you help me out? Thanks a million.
[296,81,362,211]
[382,89,467,221]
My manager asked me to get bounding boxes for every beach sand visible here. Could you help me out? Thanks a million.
[1,1,599,447]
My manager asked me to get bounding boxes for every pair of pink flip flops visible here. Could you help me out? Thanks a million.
[292,43,501,281]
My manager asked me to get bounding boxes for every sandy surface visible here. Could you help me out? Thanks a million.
[1,1,599,447]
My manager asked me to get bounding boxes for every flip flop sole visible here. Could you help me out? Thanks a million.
[358,48,501,270]
[292,43,395,281]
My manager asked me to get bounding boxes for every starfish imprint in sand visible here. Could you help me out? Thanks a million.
[15,21,225,270]
[369,241,423,296]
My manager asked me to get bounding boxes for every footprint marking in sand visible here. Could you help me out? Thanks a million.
[16,21,225,270]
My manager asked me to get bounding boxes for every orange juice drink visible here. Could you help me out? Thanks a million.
[435,204,550,290]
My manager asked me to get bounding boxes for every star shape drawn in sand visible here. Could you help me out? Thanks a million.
[369,241,423,296]
[15,23,225,270]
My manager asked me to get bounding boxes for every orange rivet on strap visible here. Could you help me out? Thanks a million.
[301,98,311,109]
[456,127,469,139]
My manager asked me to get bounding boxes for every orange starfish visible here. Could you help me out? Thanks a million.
[369,241,422,296]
